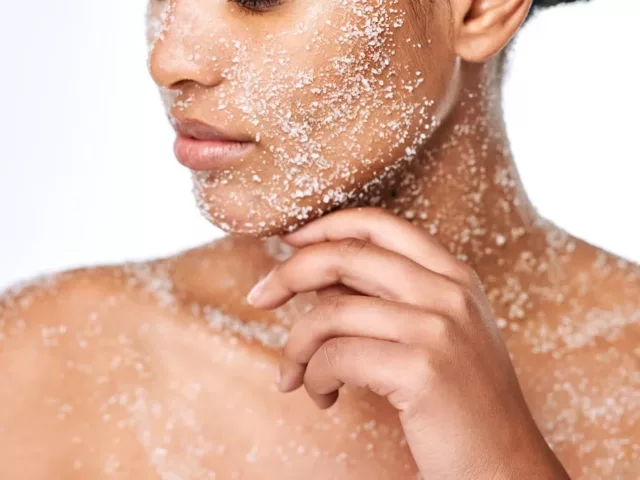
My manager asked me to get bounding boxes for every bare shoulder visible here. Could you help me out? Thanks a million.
[0,264,158,478]
[0,261,174,336]
[0,234,292,394]
[1,266,130,340]
[0,260,182,395]
[0,234,288,327]
[0,238,256,478]
[0,236,312,479]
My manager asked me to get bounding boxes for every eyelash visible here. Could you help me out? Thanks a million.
[231,0,284,14]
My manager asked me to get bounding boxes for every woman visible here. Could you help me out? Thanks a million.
[0,0,637,478]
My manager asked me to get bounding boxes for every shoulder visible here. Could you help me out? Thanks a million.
[0,261,174,328]
[0,266,140,476]
[1,266,125,331]
[0,259,188,384]
[0,237,294,476]
[0,258,205,477]
[0,234,293,345]
[0,234,296,365]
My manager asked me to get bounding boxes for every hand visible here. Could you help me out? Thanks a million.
[247,208,568,480]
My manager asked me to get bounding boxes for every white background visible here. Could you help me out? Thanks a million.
[0,0,638,290]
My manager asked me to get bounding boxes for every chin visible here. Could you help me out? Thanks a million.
[188,150,412,238]
[192,185,346,239]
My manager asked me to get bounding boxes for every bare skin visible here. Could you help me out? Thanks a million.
[1,0,638,478]
[1,210,637,479]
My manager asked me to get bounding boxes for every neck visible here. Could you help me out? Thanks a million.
[369,61,543,280]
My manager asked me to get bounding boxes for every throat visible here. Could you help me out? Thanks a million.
[366,63,542,283]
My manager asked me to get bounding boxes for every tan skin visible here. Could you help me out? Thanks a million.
[1,0,638,478]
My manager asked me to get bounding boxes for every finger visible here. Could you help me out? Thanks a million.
[279,295,446,392]
[304,385,340,410]
[315,284,360,300]
[247,238,462,311]
[282,207,476,285]
[302,337,427,411]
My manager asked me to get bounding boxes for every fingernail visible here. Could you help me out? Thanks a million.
[247,271,272,306]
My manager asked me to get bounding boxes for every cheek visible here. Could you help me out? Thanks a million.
[240,0,447,187]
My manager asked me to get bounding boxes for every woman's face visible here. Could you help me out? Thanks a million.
[147,0,458,236]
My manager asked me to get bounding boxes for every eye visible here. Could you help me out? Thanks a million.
[231,0,284,14]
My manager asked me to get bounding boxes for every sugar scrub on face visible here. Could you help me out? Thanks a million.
[147,0,448,236]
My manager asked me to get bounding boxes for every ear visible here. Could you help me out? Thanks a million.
[451,0,533,62]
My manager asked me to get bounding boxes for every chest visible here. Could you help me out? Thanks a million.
[500,314,639,478]
[77,315,419,480]
[58,296,638,480]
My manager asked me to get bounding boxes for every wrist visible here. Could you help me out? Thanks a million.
[486,444,570,480]
[489,463,569,480]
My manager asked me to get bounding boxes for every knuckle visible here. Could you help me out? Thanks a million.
[447,283,476,318]
[408,349,436,389]
[454,263,480,287]
[321,337,344,368]
[287,297,353,365]
[320,295,347,324]
[429,315,455,344]
[325,293,346,315]
[308,296,346,336]
[338,237,368,257]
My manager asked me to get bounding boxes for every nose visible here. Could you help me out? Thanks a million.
[148,1,223,90]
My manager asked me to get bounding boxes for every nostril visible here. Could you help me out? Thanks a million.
[169,80,193,91]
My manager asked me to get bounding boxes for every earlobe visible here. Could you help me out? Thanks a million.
[453,0,532,62]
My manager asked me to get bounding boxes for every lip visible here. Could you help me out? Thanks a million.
[172,119,256,171]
